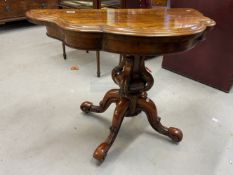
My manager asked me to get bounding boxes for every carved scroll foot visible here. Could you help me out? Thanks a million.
[137,97,183,142]
[80,89,120,113]
[93,99,129,161]
[167,127,183,142]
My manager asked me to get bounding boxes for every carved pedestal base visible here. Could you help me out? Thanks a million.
[81,56,183,161]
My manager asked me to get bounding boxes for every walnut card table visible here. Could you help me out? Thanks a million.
[26,8,215,161]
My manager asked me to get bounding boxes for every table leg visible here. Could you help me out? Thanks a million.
[62,42,66,60]
[96,51,100,77]
[80,55,183,161]
[137,97,183,142]
[93,99,129,161]
[81,89,120,113]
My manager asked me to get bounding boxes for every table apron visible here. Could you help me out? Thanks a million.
[46,25,205,56]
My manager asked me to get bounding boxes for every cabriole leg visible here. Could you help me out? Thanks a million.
[93,99,129,161]
[137,97,183,142]
[80,89,120,113]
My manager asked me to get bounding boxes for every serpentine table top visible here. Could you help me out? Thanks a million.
[26,8,215,55]
[26,8,215,161]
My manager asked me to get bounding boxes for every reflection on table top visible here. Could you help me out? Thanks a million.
[26,8,215,37]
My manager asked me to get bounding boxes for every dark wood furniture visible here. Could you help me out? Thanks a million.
[162,0,233,93]
[59,0,121,9]
[123,0,168,8]
[26,8,215,161]
[0,0,58,24]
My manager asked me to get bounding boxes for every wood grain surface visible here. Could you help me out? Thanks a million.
[26,8,215,37]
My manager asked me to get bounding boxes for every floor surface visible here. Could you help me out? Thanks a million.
[0,21,233,175]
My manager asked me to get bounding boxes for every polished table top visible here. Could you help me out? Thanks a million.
[26,8,215,55]
[26,8,215,37]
